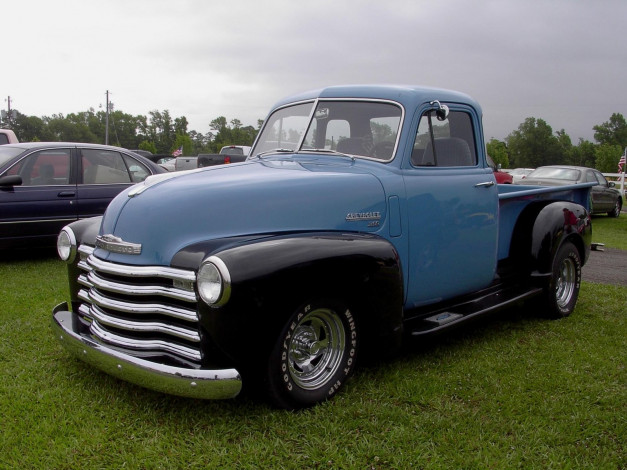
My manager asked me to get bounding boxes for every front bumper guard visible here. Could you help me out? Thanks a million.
[52,303,242,399]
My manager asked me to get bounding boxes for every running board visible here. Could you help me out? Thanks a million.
[408,284,543,337]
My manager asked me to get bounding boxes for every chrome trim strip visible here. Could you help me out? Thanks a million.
[53,305,242,400]
[86,289,198,322]
[90,304,201,343]
[86,254,196,283]
[0,218,77,225]
[90,320,201,361]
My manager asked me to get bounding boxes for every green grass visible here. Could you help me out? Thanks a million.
[591,211,627,250]
[1,239,625,468]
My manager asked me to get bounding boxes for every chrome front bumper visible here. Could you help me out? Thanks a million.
[52,303,242,399]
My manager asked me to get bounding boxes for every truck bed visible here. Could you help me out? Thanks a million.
[496,182,594,260]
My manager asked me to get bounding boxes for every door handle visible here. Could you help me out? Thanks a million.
[57,191,76,197]
[475,181,495,188]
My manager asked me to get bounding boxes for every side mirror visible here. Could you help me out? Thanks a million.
[430,100,449,121]
[608,181,616,188]
[0,175,22,187]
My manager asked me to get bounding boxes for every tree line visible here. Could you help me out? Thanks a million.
[1,108,261,156]
[487,113,627,173]
[2,106,626,172]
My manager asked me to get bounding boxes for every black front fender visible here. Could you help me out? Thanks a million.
[186,232,404,367]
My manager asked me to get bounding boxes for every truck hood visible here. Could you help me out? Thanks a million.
[96,157,387,265]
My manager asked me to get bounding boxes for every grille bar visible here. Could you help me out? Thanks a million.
[79,289,198,322]
[87,270,196,302]
[90,321,202,362]
[90,304,201,342]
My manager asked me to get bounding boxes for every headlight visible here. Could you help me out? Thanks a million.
[57,227,77,263]
[197,256,231,307]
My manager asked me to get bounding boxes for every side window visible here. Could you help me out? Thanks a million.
[6,149,71,186]
[122,154,150,182]
[82,149,132,184]
[593,171,607,186]
[411,110,477,167]
[585,171,598,184]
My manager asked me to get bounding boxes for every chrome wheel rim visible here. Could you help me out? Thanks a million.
[555,257,576,308]
[287,308,345,390]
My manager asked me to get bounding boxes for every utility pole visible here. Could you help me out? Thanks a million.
[105,90,110,145]
[2,96,17,127]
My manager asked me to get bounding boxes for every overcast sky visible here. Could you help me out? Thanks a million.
[3,0,626,143]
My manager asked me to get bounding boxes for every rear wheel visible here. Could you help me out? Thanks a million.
[543,241,582,318]
[608,198,622,218]
[266,299,358,409]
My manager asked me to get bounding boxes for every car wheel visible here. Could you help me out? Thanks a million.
[266,298,358,409]
[543,241,582,319]
[607,198,622,218]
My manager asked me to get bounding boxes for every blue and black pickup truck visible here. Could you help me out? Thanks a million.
[52,85,593,409]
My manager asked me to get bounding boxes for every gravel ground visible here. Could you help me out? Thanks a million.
[583,246,627,287]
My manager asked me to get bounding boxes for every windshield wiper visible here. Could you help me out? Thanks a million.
[253,148,295,159]
[300,148,354,159]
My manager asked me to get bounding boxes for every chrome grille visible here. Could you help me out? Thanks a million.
[75,245,201,363]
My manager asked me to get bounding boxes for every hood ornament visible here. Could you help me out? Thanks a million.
[95,234,142,255]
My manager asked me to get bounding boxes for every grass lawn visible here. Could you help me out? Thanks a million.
[591,211,627,250]
[0,215,625,468]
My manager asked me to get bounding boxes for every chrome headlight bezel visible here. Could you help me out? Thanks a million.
[57,227,77,263]
[197,256,231,307]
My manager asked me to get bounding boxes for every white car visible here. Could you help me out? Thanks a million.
[507,168,534,183]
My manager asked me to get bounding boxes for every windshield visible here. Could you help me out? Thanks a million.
[252,100,403,161]
[252,102,314,156]
[528,167,581,181]
[0,146,25,167]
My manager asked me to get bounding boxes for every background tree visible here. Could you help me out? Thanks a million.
[207,116,259,152]
[506,117,563,168]
[594,144,623,173]
[171,134,194,156]
[593,113,627,147]
[45,113,97,142]
[10,112,48,141]
[569,139,596,167]
[146,110,176,153]
[486,138,509,168]
[138,140,157,154]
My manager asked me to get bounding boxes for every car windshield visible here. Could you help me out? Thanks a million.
[528,167,581,181]
[0,146,25,167]
[252,100,403,162]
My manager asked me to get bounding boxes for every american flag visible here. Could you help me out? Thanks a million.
[172,146,183,157]
[619,147,626,173]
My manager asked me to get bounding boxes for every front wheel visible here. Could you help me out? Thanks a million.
[543,241,582,318]
[266,299,358,409]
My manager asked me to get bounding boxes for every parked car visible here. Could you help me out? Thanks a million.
[156,156,176,171]
[0,142,165,249]
[0,129,19,145]
[507,167,534,183]
[519,165,622,217]
[486,155,513,183]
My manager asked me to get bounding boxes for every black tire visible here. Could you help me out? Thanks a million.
[607,198,622,218]
[543,241,582,319]
[266,298,358,409]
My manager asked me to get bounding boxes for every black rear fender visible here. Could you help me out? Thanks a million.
[510,201,591,278]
